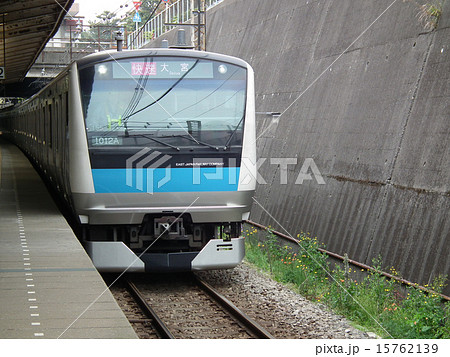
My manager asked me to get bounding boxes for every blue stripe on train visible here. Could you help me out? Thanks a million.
[92,167,240,193]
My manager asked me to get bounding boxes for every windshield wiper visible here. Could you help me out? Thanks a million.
[223,115,244,150]
[159,134,220,151]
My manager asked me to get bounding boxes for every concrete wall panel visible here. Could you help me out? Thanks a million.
[146,0,449,294]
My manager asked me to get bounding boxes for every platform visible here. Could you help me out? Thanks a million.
[0,138,137,338]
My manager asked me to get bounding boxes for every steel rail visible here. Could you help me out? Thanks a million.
[194,275,275,339]
[124,278,175,339]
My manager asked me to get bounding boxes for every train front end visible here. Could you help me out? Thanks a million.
[70,49,256,272]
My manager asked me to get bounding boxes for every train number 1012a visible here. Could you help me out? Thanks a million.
[91,136,122,146]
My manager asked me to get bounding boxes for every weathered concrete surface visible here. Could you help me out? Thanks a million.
[149,0,449,294]
[0,140,137,338]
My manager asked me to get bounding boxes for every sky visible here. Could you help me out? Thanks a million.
[73,0,138,22]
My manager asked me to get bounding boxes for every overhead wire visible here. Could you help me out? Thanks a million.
[129,0,163,48]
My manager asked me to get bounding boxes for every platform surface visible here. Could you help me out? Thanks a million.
[0,138,137,338]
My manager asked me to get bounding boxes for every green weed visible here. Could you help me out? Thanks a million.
[243,226,449,339]
[403,0,442,30]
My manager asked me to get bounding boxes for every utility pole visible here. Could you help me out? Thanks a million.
[193,0,206,51]
[164,0,206,50]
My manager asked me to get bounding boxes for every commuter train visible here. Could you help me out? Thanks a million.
[0,49,256,272]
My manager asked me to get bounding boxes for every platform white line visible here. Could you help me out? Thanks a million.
[57,196,201,338]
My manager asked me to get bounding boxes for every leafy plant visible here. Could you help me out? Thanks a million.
[243,224,449,338]
[144,30,155,40]
[403,0,443,30]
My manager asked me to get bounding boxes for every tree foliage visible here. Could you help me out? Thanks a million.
[86,1,166,34]
[80,0,169,44]
[80,10,122,42]
[122,1,162,33]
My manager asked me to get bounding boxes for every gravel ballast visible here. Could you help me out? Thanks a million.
[197,262,373,339]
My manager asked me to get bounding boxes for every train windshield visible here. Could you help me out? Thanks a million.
[79,56,247,149]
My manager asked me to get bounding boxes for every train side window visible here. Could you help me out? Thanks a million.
[42,107,45,145]
[49,103,52,148]
[35,109,38,141]
[65,92,69,128]
[55,100,59,151]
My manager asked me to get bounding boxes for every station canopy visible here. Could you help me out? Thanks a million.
[0,0,74,84]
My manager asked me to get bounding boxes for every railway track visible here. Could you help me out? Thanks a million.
[109,277,162,339]
[116,273,274,339]
[245,220,450,302]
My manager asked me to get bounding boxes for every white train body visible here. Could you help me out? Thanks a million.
[0,49,256,272]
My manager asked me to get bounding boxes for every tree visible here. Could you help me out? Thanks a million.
[122,1,165,33]
[78,1,169,49]
[91,10,121,27]
[79,11,123,49]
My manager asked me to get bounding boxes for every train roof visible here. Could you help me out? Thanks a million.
[75,49,251,70]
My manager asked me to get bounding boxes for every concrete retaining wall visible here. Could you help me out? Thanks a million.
[148,0,449,294]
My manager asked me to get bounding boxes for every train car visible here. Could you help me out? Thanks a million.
[0,48,256,272]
